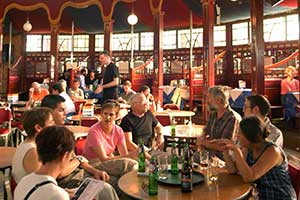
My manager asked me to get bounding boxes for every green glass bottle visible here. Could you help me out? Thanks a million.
[171,143,179,175]
[148,156,158,195]
[181,143,193,193]
[138,139,146,173]
[171,117,176,137]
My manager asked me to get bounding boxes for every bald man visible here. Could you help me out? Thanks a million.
[27,82,49,106]
[120,93,164,151]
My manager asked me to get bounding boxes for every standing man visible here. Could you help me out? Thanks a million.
[95,51,120,103]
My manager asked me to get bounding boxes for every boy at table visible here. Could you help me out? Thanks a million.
[198,85,241,159]
[41,95,67,125]
[120,93,164,151]
[83,100,137,192]
[12,108,118,199]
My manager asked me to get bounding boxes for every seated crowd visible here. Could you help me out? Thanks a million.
[4,79,296,199]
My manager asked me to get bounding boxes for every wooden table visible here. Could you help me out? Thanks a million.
[155,110,195,125]
[67,114,101,122]
[66,125,89,139]
[118,170,251,200]
[163,124,205,138]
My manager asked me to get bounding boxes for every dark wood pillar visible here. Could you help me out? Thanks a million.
[202,0,215,121]
[88,34,96,71]
[152,11,164,106]
[0,24,4,94]
[225,24,234,87]
[298,0,300,88]
[202,0,215,87]
[50,23,60,83]
[103,19,113,55]
[0,24,3,65]
[250,0,264,94]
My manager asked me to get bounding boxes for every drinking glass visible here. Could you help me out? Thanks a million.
[208,156,219,183]
[199,150,209,170]
[157,155,169,180]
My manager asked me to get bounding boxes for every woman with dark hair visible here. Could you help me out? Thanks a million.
[212,116,296,200]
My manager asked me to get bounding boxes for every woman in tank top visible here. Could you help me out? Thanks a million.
[211,116,296,200]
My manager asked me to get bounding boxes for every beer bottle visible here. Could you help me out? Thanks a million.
[171,117,176,137]
[171,143,179,175]
[181,143,193,192]
[148,156,158,195]
[138,139,146,173]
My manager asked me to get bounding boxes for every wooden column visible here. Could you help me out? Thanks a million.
[103,19,113,54]
[88,34,96,71]
[202,0,215,121]
[250,0,264,94]
[225,24,234,87]
[298,0,300,87]
[0,24,3,65]
[152,11,164,106]
[0,24,4,94]
[202,0,215,87]
[50,23,60,83]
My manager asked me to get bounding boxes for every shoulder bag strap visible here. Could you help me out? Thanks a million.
[24,180,54,200]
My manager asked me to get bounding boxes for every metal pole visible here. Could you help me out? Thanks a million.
[130,25,134,69]
[8,22,12,68]
[71,20,74,66]
[189,10,193,70]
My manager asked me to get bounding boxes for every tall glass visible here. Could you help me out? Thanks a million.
[157,155,169,180]
[199,150,209,170]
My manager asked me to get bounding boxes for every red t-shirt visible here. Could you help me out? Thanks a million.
[281,78,299,95]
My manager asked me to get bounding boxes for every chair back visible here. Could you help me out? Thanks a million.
[288,162,300,200]
[75,138,87,155]
[155,115,171,126]
[0,108,12,123]
[80,118,98,127]
[163,104,180,110]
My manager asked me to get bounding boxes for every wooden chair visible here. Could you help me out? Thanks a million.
[0,108,14,146]
[0,147,15,200]
[0,147,16,169]
[163,104,180,110]
[75,138,87,155]
[156,115,171,126]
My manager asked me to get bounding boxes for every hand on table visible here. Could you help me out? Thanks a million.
[93,170,110,182]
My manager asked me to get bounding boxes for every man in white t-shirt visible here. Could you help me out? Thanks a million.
[52,80,76,117]
[14,126,74,200]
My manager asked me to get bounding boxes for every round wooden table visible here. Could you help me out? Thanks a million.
[162,124,205,154]
[163,124,205,138]
[118,170,251,200]
[65,125,89,139]
[155,110,195,124]
[67,114,101,122]
[13,107,31,113]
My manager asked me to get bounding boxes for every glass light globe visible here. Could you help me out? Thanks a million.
[127,14,138,25]
[23,20,32,32]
